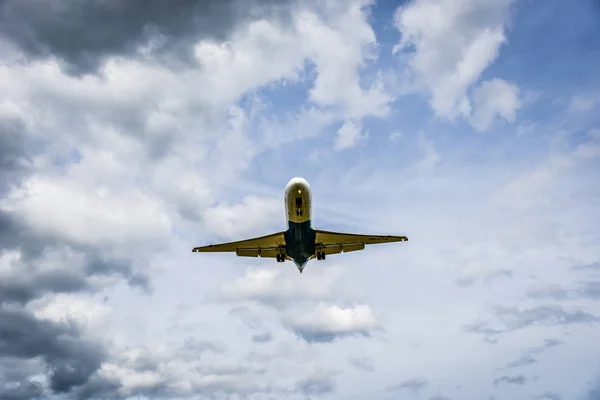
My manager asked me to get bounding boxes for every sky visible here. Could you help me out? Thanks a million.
[0,0,599,399]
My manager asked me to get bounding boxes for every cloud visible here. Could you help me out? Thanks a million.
[535,392,562,400]
[202,195,282,240]
[0,241,150,306]
[465,305,600,342]
[567,93,598,113]
[455,266,513,288]
[0,110,31,182]
[526,281,600,302]
[1,175,171,249]
[91,342,278,399]
[491,130,600,212]
[417,133,441,170]
[389,131,403,142]
[393,0,515,122]
[283,303,379,343]
[526,284,570,301]
[576,281,600,300]
[348,356,375,372]
[573,262,600,274]
[0,0,300,75]
[389,376,428,393]
[0,358,45,400]
[0,306,107,394]
[294,373,336,397]
[582,375,600,400]
[429,395,452,400]
[251,332,274,344]
[493,374,527,386]
[334,119,369,150]
[220,265,343,309]
[469,78,522,132]
[1,0,599,398]
[0,2,394,397]
[505,339,563,369]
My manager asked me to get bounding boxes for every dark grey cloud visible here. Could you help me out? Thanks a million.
[69,375,122,400]
[465,305,599,342]
[0,357,46,400]
[0,306,109,396]
[0,381,44,400]
[0,114,33,197]
[0,129,152,302]
[1,210,149,304]
[0,0,298,75]
[0,262,87,305]
[505,339,563,369]
[294,375,336,397]
[389,377,429,393]
[0,115,31,172]
[251,332,273,344]
[85,255,152,294]
[0,223,151,305]
[493,374,527,386]
[348,356,375,372]
[0,117,152,398]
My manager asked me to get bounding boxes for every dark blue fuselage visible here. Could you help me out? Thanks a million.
[284,220,316,270]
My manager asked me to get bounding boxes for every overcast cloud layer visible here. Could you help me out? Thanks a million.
[1,0,599,399]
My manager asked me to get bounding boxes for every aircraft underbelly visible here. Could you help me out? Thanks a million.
[284,220,315,266]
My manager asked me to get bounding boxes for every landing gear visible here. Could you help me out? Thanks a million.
[276,254,286,262]
[316,251,326,260]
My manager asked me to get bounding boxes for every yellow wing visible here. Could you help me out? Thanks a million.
[192,231,286,258]
[313,229,407,257]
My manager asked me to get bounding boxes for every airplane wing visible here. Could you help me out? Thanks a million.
[313,229,407,258]
[192,231,286,258]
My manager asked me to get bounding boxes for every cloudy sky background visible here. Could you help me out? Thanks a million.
[1,0,599,399]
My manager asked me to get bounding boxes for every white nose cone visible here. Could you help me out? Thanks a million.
[285,177,311,192]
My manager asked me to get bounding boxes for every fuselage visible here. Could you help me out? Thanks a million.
[284,177,316,271]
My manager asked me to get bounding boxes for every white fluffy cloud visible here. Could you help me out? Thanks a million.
[334,119,368,150]
[1,175,171,249]
[393,0,516,126]
[220,265,344,308]
[469,78,522,132]
[283,303,380,342]
[202,195,282,240]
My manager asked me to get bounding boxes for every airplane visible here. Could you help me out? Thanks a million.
[192,177,408,273]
